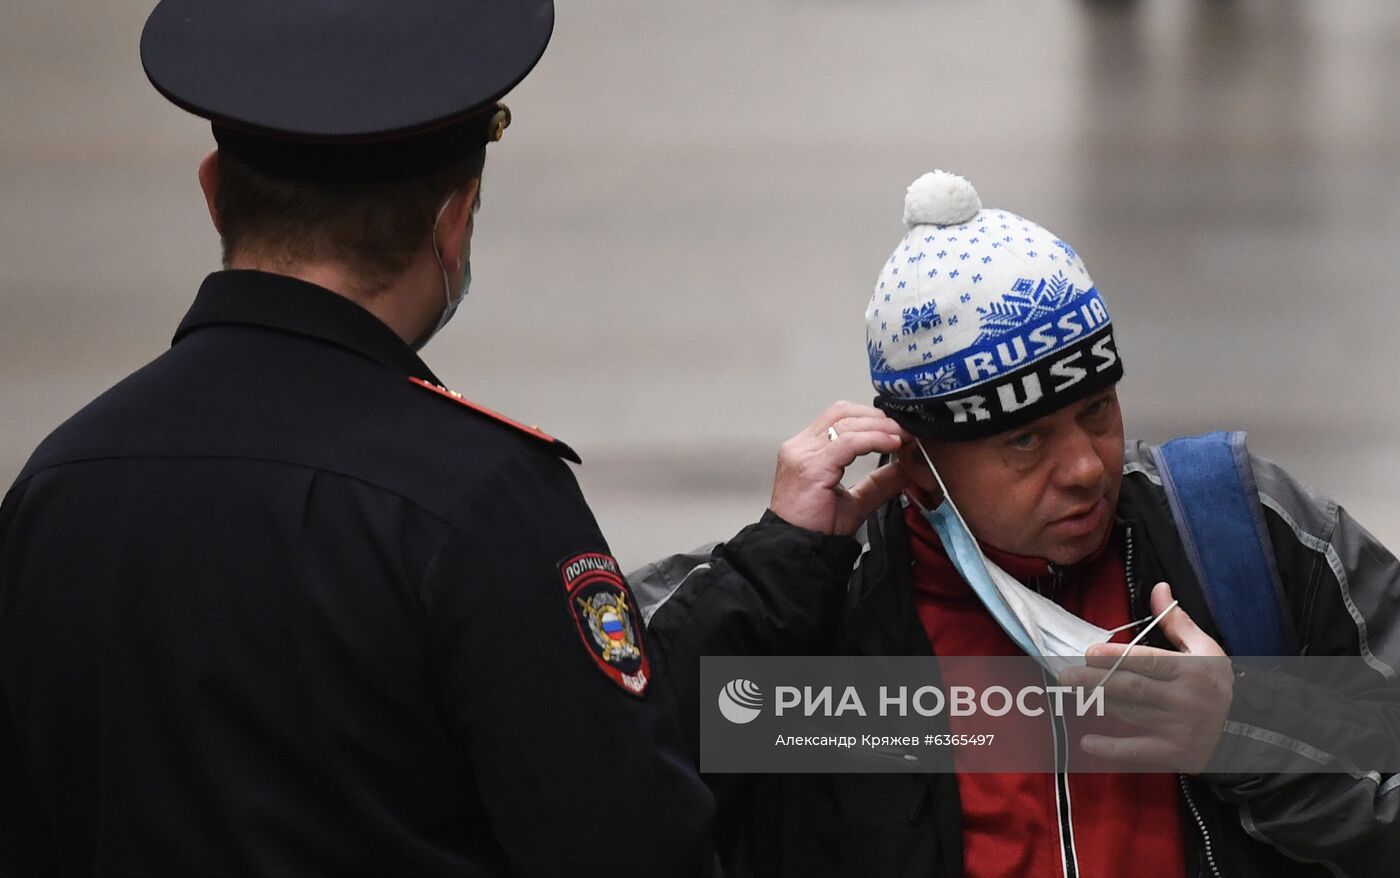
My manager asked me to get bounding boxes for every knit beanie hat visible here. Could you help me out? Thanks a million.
[866,171,1123,440]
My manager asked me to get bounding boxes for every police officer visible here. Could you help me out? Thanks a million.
[0,2,713,875]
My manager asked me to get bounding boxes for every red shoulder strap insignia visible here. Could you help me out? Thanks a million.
[409,377,582,464]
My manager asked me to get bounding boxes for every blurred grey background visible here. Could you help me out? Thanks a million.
[3,0,1399,569]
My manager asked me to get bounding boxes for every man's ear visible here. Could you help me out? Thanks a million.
[434,177,481,272]
[197,150,222,235]
[894,443,943,505]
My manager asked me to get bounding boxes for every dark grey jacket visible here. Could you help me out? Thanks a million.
[634,439,1400,878]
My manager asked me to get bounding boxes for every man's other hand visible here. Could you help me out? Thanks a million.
[1066,583,1234,774]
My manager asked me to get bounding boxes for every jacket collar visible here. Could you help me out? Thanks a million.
[172,270,442,384]
[842,499,934,657]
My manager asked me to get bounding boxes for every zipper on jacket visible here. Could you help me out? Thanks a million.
[1044,668,1081,878]
[1123,524,1142,619]
[1132,526,1221,878]
[1178,774,1222,878]
[1041,524,1151,878]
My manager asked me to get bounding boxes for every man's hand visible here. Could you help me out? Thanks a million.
[1063,583,1235,774]
[769,401,909,536]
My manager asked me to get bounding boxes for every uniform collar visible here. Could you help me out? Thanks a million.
[172,270,442,384]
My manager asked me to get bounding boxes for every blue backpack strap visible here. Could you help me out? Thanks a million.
[1149,431,1298,656]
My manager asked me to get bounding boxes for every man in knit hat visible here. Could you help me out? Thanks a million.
[635,171,1400,877]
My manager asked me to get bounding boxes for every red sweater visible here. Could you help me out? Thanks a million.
[905,504,1186,878]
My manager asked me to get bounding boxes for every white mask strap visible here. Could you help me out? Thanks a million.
[430,192,457,308]
[911,438,985,553]
[1092,599,1181,690]
[1102,613,1157,636]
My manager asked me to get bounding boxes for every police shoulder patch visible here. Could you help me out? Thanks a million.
[559,552,650,697]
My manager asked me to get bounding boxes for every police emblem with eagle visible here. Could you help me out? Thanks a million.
[559,552,651,695]
[577,590,642,664]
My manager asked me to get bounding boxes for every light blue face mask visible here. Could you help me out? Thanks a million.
[414,193,472,352]
[908,439,1172,677]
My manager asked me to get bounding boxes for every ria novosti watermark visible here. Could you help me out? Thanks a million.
[700,655,1400,775]
[725,679,1105,722]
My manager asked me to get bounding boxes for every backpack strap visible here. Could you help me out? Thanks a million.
[1148,431,1298,656]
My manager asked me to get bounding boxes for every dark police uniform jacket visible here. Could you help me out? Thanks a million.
[0,270,713,877]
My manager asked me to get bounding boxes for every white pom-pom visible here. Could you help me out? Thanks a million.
[903,170,982,228]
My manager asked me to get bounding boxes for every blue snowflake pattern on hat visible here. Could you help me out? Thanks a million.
[974,272,1084,344]
[901,302,942,336]
[915,364,960,395]
[867,339,891,373]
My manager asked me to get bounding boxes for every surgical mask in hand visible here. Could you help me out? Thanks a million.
[908,440,1160,677]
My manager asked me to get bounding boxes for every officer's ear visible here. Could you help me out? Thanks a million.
[197,150,223,235]
[433,176,481,273]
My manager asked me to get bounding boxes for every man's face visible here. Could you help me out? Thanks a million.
[901,388,1125,566]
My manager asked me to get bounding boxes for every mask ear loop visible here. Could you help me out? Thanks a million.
[910,438,988,556]
[1092,599,1181,690]
[1101,615,1156,637]
[430,193,456,311]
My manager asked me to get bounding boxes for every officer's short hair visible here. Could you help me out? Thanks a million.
[215,147,486,294]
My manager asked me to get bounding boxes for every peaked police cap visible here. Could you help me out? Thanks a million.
[140,0,554,180]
